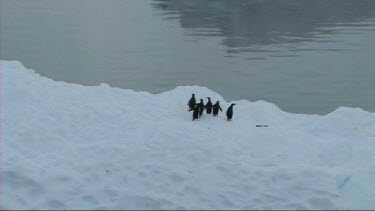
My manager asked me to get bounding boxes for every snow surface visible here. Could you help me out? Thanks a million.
[2,60,375,209]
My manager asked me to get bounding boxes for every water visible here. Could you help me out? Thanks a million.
[2,0,375,114]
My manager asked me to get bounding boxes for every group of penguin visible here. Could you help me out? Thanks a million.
[187,94,236,121]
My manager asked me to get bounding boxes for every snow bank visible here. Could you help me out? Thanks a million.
[2,60,375,209]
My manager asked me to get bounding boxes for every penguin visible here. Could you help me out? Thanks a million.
[198,99,205,118]
[205,97,213,114]
[212,101,222,117]
[189,105,200,121]
[226,103,236,121]
[187,94,196,110]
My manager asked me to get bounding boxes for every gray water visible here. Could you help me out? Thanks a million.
[2,0,375,114]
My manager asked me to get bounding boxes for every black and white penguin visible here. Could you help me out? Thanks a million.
[189,105,200,121]
[212,101,222,117]
[198,99,205,118]
[205,97,213,114]
[187,94,196,110]
[226,103,236,121]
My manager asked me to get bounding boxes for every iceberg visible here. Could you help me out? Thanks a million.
[2,60,375,209]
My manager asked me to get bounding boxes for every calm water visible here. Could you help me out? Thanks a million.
[2,0,375,114]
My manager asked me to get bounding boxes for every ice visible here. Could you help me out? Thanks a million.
[2,60,375,209]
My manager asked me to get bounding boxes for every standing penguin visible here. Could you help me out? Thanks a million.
[189,105,200,121]
[198,99,205,118]
[205,97,213,114]
[212,101,222,117]
[187,94,196,110]
[226,103,236,121]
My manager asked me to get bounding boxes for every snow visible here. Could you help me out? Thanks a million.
[2,60,375,209]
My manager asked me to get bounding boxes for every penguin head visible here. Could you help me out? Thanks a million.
[231,103,236,106]
[192,94,195,96]
[200,99,203,102]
